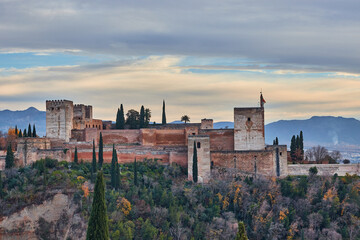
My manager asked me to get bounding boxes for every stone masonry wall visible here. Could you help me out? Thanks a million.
[200,129,234,151]
[46,100,74,142]
[288,164,360,176]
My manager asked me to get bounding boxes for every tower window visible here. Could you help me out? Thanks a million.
[280,152,282,156]
[197,142,201,148]
[247,117,251,121]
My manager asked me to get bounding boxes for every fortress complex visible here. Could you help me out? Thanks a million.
[14,94,360,181]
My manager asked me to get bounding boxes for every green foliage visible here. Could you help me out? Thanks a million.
[98,133,103,169]
[116,107,121,129]
[309,166,318,175]
[5,144,15,169]
[92,140,97,174]
[162,100,166,125]
[28,124,32,138]
[86,171,109,240]
[0,171,3,199]
[110,144,118,189]
[23,129,27,137]
[134,158,138,186]
[32,124,37,137]
[18,129,22,137]
[74,147,78,164]
[235,221,248,240]
[140,105,145,128]
[192,141,198,183]
[126,109,140,129]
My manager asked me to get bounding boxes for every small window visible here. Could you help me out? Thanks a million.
[247,117,251,121]
[280,152,282,156]
[197,142,201,148]
[192,133,195,135]
[51,107,54,111]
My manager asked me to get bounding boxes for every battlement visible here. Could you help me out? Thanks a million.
[46,100,73,104]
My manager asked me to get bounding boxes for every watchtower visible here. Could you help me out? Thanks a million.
[46,100,74,142]
[200,118,213,129]
[188,135,211,183]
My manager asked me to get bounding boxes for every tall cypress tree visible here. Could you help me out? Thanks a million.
[139,105,145,129]
[110,144,117,188]
[98,133,103,169]
[290,135,296,161]
[74,147,78,164]
[32,124,36,137]
[92,140,97,174]
[19,129,22,137]
[275,137,279,145]
[15,125,18,135]
[23,129,27,137]
[119,104,125,129]
[300,131,304,155]
[162,100,166,125]
[115,108,120,129]
[193,141,198,183]
[86,171,109,240]
[235,221,248,240]
[5,144,14,169]
[28,124,32,138]
[134,158,138,186]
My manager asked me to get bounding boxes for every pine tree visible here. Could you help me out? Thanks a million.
[23,129,27,137]
[92,140,97,174]
[86,171,109,240]
[162,100,166,125]
[139,105,145,128]
[193,141,198,183]
[5,144,14,169]
[15,125,18,135]
[235,221,248,240]
[0,171,3,199]
[19,129,22,137]
[74,147,78,164]
[134,158,138,186]
[32,124,36,137]
[119,104,125,129]
[98,133,103,169]
[28,124,32,138]
[115,108,120,129]
[110,144,117,188]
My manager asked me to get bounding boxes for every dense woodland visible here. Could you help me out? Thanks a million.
[1,158,360,239]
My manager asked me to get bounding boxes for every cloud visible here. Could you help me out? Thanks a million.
[1,56,360,123]
[1,0,360,73]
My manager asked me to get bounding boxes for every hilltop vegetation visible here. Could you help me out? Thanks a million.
[1,159,360,239]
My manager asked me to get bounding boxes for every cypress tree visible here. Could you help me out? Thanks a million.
[32,124,36,137]
[86,171,109,240]
[92,140,97,174]
[0,171,3,199]
[275,137,279,145]
[139,105,145,129]
[74,147,78,164]
[19,129,22,137]
[235,221,248,240]
[193,141,198,183]
[5,144,14,169]
[115,108,120,129]
[28,124,32,138]
[119,104,125,129]
[290,135,296,161]
[15,125,18,135]
[98,133,103,169]
[162,100,166,125]
[300,131,304,155]
[273,140,276,145]
[134,158,138,186]
[23,129,27,137]
[296,135,300,149]
[110,144,117,188]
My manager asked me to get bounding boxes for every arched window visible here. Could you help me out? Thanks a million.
[197,142,201,148]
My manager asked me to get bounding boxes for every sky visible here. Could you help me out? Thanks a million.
[1,0,360,123]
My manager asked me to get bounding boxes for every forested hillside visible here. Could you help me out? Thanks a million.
[0,159,360,239]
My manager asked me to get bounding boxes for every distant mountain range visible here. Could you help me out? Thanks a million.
[0,107,46,136]
[1,108,360,147]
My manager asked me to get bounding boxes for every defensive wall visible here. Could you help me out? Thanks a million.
[288,164,360,176]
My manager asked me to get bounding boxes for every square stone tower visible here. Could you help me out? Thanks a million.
[188,135,211,183]
[234,107,265,151]
[46,100,74,142]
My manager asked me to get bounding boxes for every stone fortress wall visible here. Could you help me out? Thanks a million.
[7,94,359,181]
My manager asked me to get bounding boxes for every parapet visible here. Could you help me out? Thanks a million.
[201,118,213,129]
